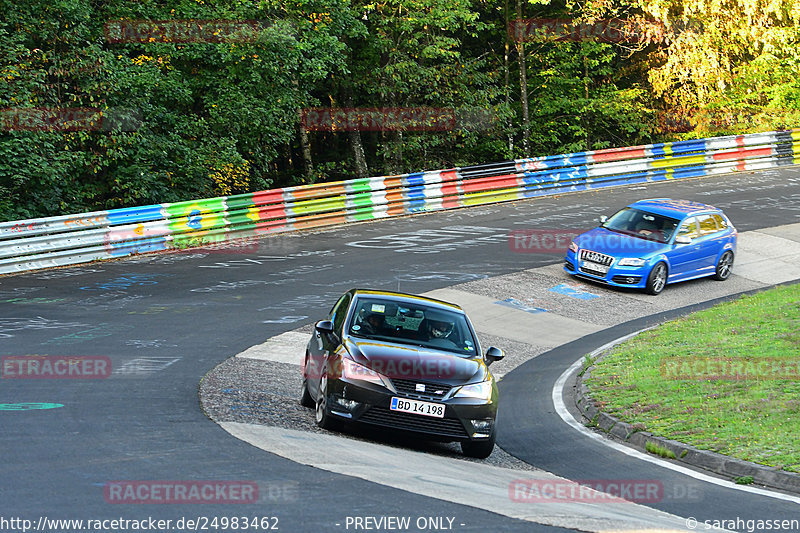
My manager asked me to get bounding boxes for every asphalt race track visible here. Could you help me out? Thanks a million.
[2,167,800,532]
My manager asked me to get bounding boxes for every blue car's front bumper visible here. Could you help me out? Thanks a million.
[564,250,652,289]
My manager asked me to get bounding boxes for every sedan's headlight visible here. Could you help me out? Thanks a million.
[568,241,579,253]
[618,258,646,267]
[454,380,493,401]
[342,358,386,387]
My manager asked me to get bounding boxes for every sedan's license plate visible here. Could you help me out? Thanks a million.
[390,397,445,418]
[581,260,609,274]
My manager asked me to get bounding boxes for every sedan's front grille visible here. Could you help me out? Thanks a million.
[579,249,614,266]
[359,407,469,438]
[391,379,451,401]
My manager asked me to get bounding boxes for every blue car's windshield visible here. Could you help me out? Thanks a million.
[601,208,680,244]
[347,298,478,357]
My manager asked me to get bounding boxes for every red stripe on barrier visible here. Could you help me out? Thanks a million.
[461,174,520,193]
[712,146,772,161]
[252,190,285,206]
[591,146,647,162]
[440,170,459,182]
[441,181,461,209]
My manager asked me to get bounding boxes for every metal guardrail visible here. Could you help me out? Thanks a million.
[2,129,799,275]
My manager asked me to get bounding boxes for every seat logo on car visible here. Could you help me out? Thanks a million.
[416,383,426,392]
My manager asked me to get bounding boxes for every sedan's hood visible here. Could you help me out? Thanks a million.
[575,227,669,257]
[344,337,484,384]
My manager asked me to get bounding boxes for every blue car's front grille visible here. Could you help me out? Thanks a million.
[579,249,614,266]
[578,249,613,277]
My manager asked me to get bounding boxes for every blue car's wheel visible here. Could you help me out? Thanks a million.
[713,251,734,281]
[645,262,667,295]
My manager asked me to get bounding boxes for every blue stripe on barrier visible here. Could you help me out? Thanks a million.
[107,237,167,257]
[405,173,427,212]
[406,173,425,187]
[107,205,165,225]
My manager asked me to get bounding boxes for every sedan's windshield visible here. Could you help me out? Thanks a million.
[347,297,478,356]
[602,207,680,244]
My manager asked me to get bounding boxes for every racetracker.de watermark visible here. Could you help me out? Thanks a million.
[509,479,663,503]
[104,19,266,43]
[661,357,800,381]
[0,107,141,132]
[104,481,258,504]
[2,356,111,379]
[304,356,475,381]
[300,107,495,132]
[657,107,798,134]
[508,17,702,43]
[508,229,588,254]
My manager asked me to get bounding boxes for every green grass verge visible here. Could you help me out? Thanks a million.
[586,284,800,473]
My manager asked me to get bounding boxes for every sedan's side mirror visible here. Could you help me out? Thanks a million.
[485,346,505,365]
[599,215,608,224]
[315,320,334,335]
[675,235,692,245]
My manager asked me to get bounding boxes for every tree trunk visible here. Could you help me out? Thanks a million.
[343,89,369,178]
[505,0,513,157]
[516,0,530,156]
[292,78,313,182]
[297,117,313,182]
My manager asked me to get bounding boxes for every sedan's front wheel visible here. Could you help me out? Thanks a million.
[713,251,734,281]
[645,262,668,295]
[461,430,496,459]
[300,355,315,408]
[315,374,337,430]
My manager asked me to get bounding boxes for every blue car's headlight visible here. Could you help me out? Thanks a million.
[618,258,646,267]
[568,241,579,253]
[454,380,493,401]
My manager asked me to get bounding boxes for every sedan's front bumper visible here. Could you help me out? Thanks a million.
[326,376,497,442]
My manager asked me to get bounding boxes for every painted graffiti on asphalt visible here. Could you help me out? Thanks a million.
[346,225,510,254]
[197,250,336,269]
[113,356,181,375]
[191,280,282,293]
[79,273,170,291]
[43,323,135,345]
[34,267,106,279]
[0,317,90,339]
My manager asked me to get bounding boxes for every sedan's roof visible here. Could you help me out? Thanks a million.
[628,198,721,218]
[351,289,463,313]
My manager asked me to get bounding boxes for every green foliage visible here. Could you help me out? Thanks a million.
[646,441,677,459]
[1,0,797,220]
[587,284,800,472]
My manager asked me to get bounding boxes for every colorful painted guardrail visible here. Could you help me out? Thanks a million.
[2,129,799,275]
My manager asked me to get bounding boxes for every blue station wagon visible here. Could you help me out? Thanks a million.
[564,199,737,295]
